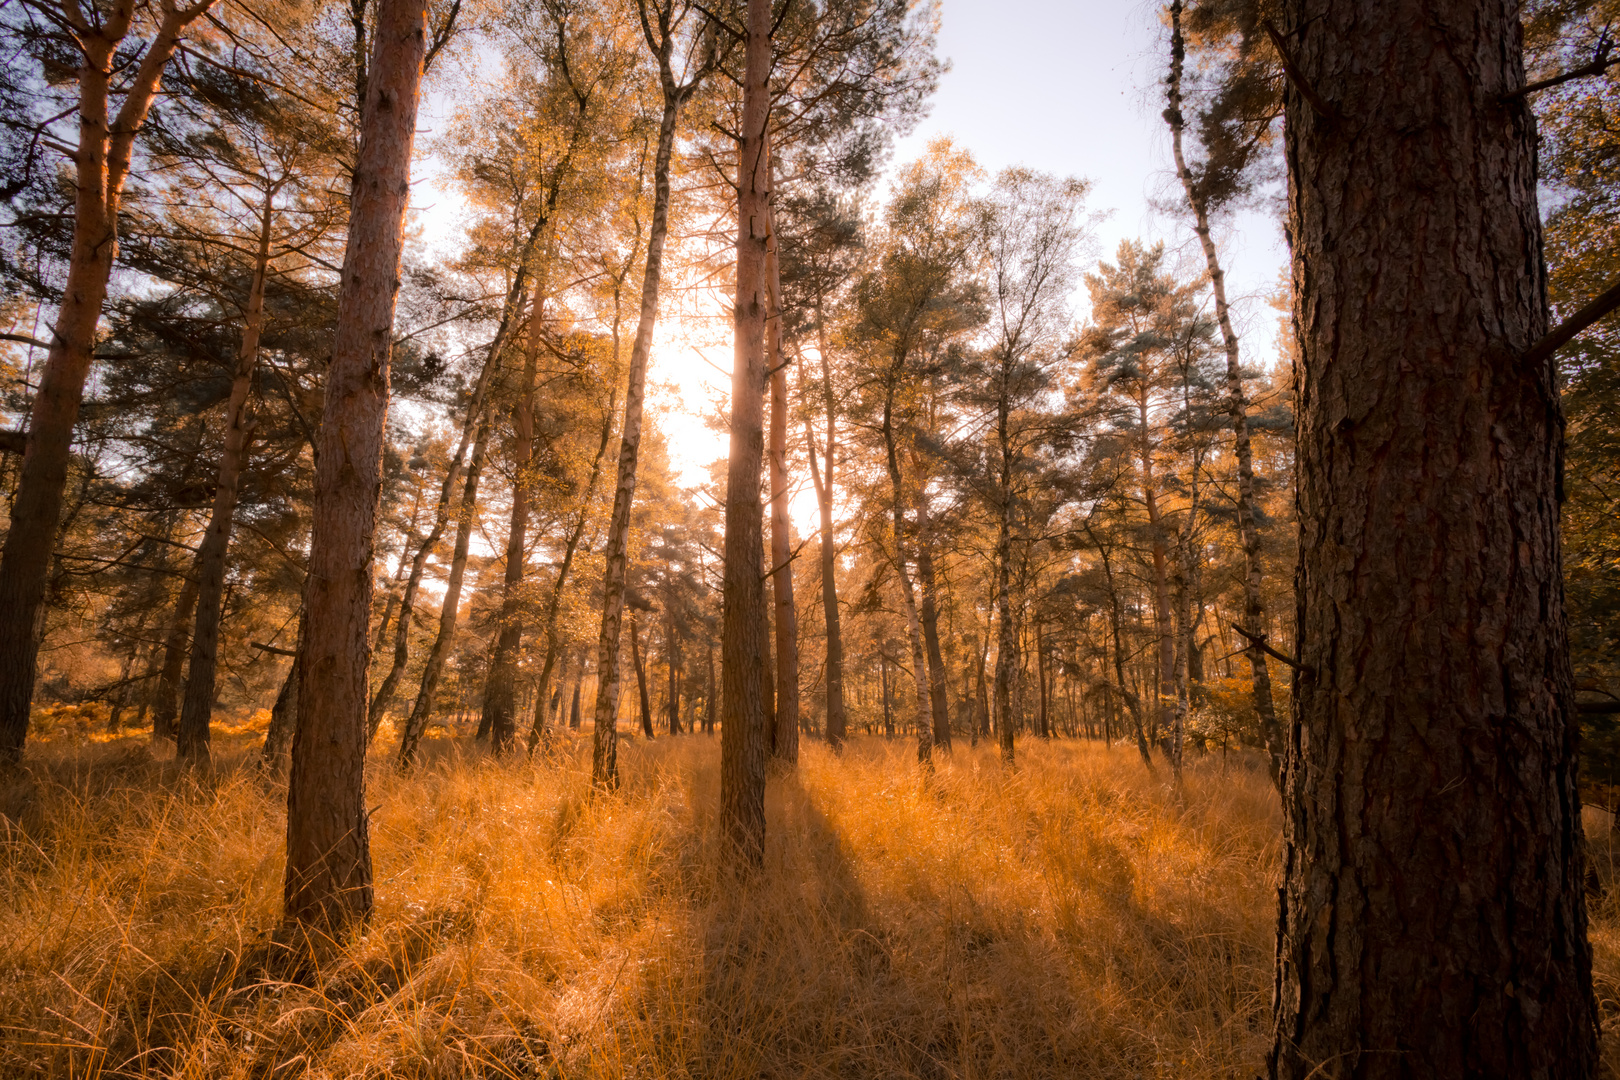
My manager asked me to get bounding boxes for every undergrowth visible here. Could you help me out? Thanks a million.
[4,732,1601,1078]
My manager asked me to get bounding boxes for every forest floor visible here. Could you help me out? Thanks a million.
[3,728,1619,1079]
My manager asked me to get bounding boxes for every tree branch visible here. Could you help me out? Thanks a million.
[1523,274,1620,368]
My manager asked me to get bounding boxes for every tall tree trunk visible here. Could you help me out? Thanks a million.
[803,336,847,746]
[591,2,710,786]
[766,195,800,766]
[1270,1,1596,1073]
[481,287,543,753]
[0,0,216,763]
[911,473,951,752]
[260,610,304,771]
[398,418,490,766]
[1165,2,1281,784]
[704,643,716,734]
[719,0,773,865]
[284,0,426,928]
[666,610,681,734]
[152,572,200,744]
[1036,620,1049,739]
[631,616,654,739]
[367,219,541,739]
[880,388,933,768]
[177,188,277,767]
[1138,400,1174,751]
[993,389,1018,766]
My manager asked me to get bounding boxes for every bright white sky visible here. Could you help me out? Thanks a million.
[410,0,1289,528]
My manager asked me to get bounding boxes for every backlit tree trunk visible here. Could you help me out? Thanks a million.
[283,0,427,928]
[591,0,712,787]
[176,189,277,767]
[766,195,800,766]
[398,419,490,766]
[1270,1,1597,1073]
[719,0,773,866]
[0,0,216,763]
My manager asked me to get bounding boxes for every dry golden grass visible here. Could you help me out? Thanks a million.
[7,731,1609,1078]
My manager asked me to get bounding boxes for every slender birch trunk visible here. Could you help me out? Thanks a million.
[0,0,217,762]
[177,188,278,766]
[631,616,654,738]
[283,0,426,928]
[993,380,1019,765]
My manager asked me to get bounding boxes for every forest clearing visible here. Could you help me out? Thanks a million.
[2,0,1619,1073]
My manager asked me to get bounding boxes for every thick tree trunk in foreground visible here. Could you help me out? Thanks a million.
[177,193,277,767]
[0,0,215,763]
[1270,2,1596,1074]
[284,0,426,928]
[398,419,490,766]
[766,197,800,766]
[719,0,773,867]
[1165,2,1281,783]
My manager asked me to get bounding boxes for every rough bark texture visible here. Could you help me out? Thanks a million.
[766,196,800,766]
[719,0,773,867]
[283,0,426,928]
[397,419,490,766]
[1165,2,1281,783]
[176,193,276,767]
[0,0,214,763]
[1270,2,1597,1075]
